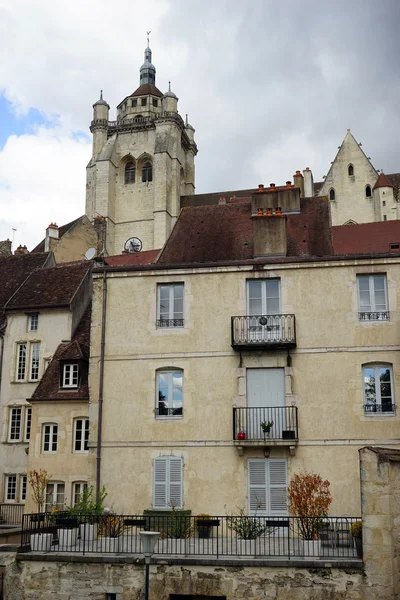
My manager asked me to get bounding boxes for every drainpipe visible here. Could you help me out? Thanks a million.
[0,314,7,395]
[96,271,107,502]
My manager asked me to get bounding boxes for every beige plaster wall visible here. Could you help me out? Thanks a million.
[52,217,98,264]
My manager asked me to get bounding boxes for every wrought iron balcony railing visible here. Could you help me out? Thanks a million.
[231,315,296,349]
[359,311,389,321]
[364,403,395,414]
[0,503,24,525]
[156,319,184,328]
[233,407,298,442]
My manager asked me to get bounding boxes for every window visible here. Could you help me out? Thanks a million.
[156,370,183,417]
[348,164,354,176]
[248,459,288,516]
[132,99,137,107]
[24,407,32,441]
[43,424,58,453]
[63,364,79,388]
[152,99,158,107]
[74,418,89,452]
[363,364,394,414]
[72,481,88,506]
[247,280,281,341]
[383,215,387,221]
[125,161,136,184]
[45,482,65,511]
[16,344,27,381]
[20,475,27,502]
[366,185,372,197]
[28,314,39,332]
[9,407,22,441]
[5,475,17,502]
[382,200,386,207]
[105,595,117,600]
[357,274,389,320]
[329,188,335,201]
[157,283,184,327]
[141,98,147,106]
[30,342,40,380]
[153,456,183,509]
[142,161,153,183]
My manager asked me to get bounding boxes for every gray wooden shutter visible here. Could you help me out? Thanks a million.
[169,457,183,509]
[248,459,267,515]
[153,457,167,508]
[268,459,288,516]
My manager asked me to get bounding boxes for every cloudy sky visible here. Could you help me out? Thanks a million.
[0,0,399,251]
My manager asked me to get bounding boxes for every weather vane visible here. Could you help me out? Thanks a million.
[147,31,151,46]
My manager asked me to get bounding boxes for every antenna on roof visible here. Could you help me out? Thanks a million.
[84,247,96,260]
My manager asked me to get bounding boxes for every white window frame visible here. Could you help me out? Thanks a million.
[362,363,395,415]
[24,407,32,442]
[8,407,22,442]
[63,363,79,388]
[153,456,183,509]
[42,423,58,453]
[247,279,281,316]
[29,342,40,381]
[5,475,17,502]
[28,313,39,332]
[73,418,89,453]
[72,481,88,506]
[16,343,27,381]
[357,274,389,320]
[20,474,27,502]
[156,370,183,418]
[45,482,65,511]
[248,458,288,516]
[157,283,184,328]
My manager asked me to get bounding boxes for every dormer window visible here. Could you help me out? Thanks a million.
[142,161,153,183]
[125,162,136,184]
[63,364,79,388]
[348,164,354,176]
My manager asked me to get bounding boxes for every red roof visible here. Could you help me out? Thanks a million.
[0,252,50,311]
[131,84,163,98]
[332,221,400,255]
[105,249,159,266]
[373,173,394,190]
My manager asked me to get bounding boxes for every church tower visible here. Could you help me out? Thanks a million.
[86,42,197,255]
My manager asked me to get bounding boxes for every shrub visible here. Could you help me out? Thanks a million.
[227,507,273,540]
[350,521,362,538]
[288,471,332,540]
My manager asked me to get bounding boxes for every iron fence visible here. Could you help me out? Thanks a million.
[358,311,389,321]
[0,503,24,525]
[21,513,362,559]
[231,315,296,348]
[233,406,298,442]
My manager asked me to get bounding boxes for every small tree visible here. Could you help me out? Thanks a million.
[28,469,51,513]
[288,471,332,540]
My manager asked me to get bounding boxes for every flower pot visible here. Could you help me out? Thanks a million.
[237,538,257,556]
[164,538,188,554]
[79,523,98,541]
[237,432,247,441]
[57,528,78,548]
[198,527,211,539]
[30,533,53,552]
[101,536,120,553]
[354,537,363,558]
[293,538,321,557]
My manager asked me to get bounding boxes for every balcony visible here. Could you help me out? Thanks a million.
[231,315,296,350]
[233,407,298,454]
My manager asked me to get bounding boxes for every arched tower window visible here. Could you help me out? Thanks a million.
[348,164,354,176]
[125,162,136,184]
[329,188,335,201]
[366,185,372,197]
[142,161,153,183]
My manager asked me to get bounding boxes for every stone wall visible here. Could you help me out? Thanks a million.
[4,555,364,600]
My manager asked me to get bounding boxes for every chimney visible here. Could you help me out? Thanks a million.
[293,170,304,197]
[0,239,12,256]
[14,244,29,255]
[303,167,314,197]
[45,222,59,252]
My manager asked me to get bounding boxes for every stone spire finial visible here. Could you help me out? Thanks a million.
[93,89,109,108]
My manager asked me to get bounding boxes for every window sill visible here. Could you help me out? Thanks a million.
[156,416,184,421]
[363,412,396,417]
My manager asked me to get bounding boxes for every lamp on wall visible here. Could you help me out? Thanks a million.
[139,531,160,600]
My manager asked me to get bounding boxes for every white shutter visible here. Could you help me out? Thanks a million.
[268,459,288,516]
[153,458,168,508]
[169,457,183,509]
[248,459,267,514]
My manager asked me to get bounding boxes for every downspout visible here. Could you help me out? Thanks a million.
[96,271,107,502]
[0,314,7,395]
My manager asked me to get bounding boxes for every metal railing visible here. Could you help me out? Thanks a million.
[359,311,390,321]
[0,503,24,525]
[20,513,362,559]
[364,403,396,414]
[156,319,184,328]
[233,407,298,441]
[231,315,296,348]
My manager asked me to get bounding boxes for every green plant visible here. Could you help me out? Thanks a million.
[227,507,273,539]
[350,521,362,539]
[260,421,274,434]
[99,513,124,538]
[67,485,107,519]
[196,513,211,528]
[156,504,194,539]
[288,471,332,540]
[28,469,51,513]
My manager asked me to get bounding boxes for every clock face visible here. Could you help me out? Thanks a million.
[124,237,142,253]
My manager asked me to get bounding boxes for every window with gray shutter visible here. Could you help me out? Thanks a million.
[248,458,287,515]
[153,456,183,509]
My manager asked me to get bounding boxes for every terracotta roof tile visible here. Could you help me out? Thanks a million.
[386,173,400,201]
[105,249,159,266]
[5,261,92,311]
[0,252,50,311]
[373,172,394,190]
[131,83,163,98]
[332,221,400,255]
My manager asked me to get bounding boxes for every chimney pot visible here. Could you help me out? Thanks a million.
[267,208,273,217]
[286,181,291,187]
[270,183,276,189]
[258,184,264,191]
[276,207,283,216]
[257,208,263,217]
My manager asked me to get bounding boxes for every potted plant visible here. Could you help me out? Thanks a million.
[237,431,247,441]
[157,503,194,554]
[99,513,124,552]
[350,521,363,558]
[196,514,213,539]
[260,420,274,438]
[227,507,272,556]
[28,469,53,551]
[51,507,79,549]
[288,471,332,557]
[69,485,107,541]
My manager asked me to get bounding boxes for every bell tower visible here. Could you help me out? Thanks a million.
[85,41,197,255]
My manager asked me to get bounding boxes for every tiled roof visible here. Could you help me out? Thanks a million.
[373,173,394,190]
[30,304,91,402]
[105,249,160,266]
[131,83,163,98]
[313,181,324,195]
[181,188,258,208]
[386,173,400,201]
[157,197,332,265]
[332,221,400,255]
[5,261,92,311]
[0,252,50,311]
[31,217,82,253]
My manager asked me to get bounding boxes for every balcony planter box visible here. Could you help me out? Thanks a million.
[282,430,296,440]
[101,536,120,553]
[293,538,321,557]
[163,538,188,554]
[79,523,98,541]
[30,533,53,552]
[236,538,257,556]
[57,527,78,548]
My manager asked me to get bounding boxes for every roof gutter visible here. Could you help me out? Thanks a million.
[96,270,107,502]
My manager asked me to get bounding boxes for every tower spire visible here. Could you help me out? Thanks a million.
[140,34,156,86]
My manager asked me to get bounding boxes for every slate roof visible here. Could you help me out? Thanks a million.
[5,261,92,311]
[181,188,257,208]
[157,197,332,266]
[30,304,91,402]
[0,252,51,311]
[104,249,160,267]
[31,217,82,253]
[332,221,400,255]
